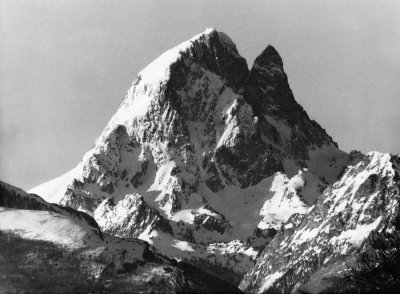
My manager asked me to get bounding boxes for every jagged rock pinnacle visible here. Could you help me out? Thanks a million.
[253,45,284,69]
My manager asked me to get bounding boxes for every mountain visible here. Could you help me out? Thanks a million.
[239,152,400,293]
[0,180,241,293]
[25,28,399,291]
[28,28,357,283]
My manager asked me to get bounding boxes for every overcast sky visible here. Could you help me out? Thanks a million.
[1,0,400,190]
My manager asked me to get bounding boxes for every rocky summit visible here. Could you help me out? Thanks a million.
[5,28,396,292]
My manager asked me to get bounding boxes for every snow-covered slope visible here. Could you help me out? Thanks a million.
[27,163,84,205]
[239,152,400,293]
[29,28,358,282]
[0,181,147,278]
[0,208,97,248]
[0,181,241,293]
[1,180,103,239]
[257,170,326,231]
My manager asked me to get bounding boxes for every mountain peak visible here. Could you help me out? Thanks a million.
[23,30,399,293]
[137,28,242,87]
[192,27,238,52]
[30,31,353,286]
[252,45,283,70]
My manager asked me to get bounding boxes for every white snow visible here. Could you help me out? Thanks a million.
[294,227,319,244]
[258,171,322,230]
[149,161,177,194]
[138,28,216,87]
[216,100,253,149]
[171,209,196,223]
[0,208,97,248]
[172,240,195,252]
[284,223,293,229]
[330,217,382,252]
[258,271,285,294]
[207,240,258,258]
[170,207,221,224]
[28,163,84,204]
[329,152,393,216]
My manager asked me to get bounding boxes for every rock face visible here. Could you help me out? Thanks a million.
[95,193,173,238]
[29,28,358,282]
[239,152,400,293]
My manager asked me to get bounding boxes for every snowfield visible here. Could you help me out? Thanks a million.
[0,208,94,248]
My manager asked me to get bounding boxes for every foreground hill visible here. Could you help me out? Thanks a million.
[0,180,241,293]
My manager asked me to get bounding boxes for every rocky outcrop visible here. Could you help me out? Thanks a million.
[95,193,173,238]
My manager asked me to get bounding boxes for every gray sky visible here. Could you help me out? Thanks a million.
[1,0,400,190]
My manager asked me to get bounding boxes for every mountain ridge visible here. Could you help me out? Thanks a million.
[240,151,400,293]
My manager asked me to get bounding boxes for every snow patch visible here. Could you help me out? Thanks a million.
[28,163,84,204]
[172,240,195,252]
[0,208,97,248]
[330,217,382,252]
[258,271,285,294]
